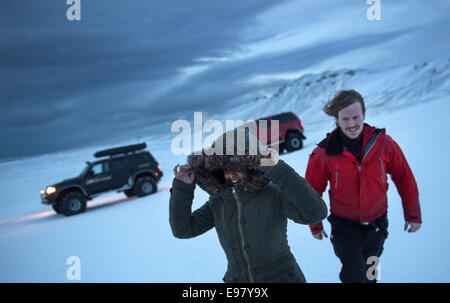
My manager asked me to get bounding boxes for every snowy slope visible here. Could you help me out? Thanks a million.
[0,59,449,282]
[224,58,450,128]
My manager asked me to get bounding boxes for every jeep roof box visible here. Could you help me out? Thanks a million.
[94,143,147,158]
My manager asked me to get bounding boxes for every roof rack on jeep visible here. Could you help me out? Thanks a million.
[94,143,147,158]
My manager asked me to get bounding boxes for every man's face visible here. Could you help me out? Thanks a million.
[224,169,248,186]
[337,102,365,139]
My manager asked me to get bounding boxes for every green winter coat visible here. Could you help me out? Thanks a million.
[169,128,327,283]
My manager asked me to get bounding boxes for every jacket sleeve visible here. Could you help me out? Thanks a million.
[305,148,330,235]
[169,178,215,239]
[264,159,328,225]
[386,136,422,223]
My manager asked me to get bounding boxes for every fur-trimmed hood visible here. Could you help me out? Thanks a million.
[187,128,270,196]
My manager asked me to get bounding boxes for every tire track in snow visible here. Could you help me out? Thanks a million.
[0,182,172,231]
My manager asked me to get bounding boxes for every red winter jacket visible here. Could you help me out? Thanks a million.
[306,124,421,235]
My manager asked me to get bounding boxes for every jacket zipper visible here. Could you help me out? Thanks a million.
[231,187,254,283]
[358,131,383,179]
[379,157,386,184]
[335,165,339,191]
[361,131,382,164]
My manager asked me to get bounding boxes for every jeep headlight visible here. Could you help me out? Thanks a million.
[46,186,57,195]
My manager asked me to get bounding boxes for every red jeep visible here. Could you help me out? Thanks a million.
[251,112,306,153]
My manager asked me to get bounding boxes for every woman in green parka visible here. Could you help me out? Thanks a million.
[169,128,327,283]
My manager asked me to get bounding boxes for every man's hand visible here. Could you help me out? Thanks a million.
[404,221,421,233]
[174,164,195,184]
[313,230,328,240]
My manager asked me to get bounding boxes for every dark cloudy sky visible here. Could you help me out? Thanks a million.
[1,0,449,159]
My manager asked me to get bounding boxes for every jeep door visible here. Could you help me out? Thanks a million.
[85,162,113,194]
[272,113,292,144]
[256,119,273,146]
[110,158,131,189]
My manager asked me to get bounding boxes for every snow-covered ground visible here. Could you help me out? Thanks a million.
[0,59,449,282]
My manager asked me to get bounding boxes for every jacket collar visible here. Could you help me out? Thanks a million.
[318,123,384,156]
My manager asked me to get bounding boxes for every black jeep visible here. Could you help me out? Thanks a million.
[41,143,163,216]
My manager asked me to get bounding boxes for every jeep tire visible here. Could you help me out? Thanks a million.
[286,133,303,152]
[52,203,61,214]
[134,176,157,197]
[59,192,87,216]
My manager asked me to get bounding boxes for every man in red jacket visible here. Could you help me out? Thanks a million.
[306,90,422,283]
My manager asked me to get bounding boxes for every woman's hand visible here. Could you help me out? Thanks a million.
[174,164,195,184]
[261,147,279,167]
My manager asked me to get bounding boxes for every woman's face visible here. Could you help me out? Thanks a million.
[224,169,248,186]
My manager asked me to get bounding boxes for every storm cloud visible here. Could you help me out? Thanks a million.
[1,0,449,159]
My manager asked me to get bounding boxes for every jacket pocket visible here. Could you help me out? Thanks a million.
[375,213,389,238]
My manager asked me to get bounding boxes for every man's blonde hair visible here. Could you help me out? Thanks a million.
[323,90,366,118]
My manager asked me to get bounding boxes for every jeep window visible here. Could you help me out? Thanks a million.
[257,120,271,128]
[143,153,151,161]
[134,152,154,164]
[122,158,131,167]
[91,162,110,175]
[111,159,125,171]
[91,164,102,175]
[134,153,146,162]
[272,113,295,124]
